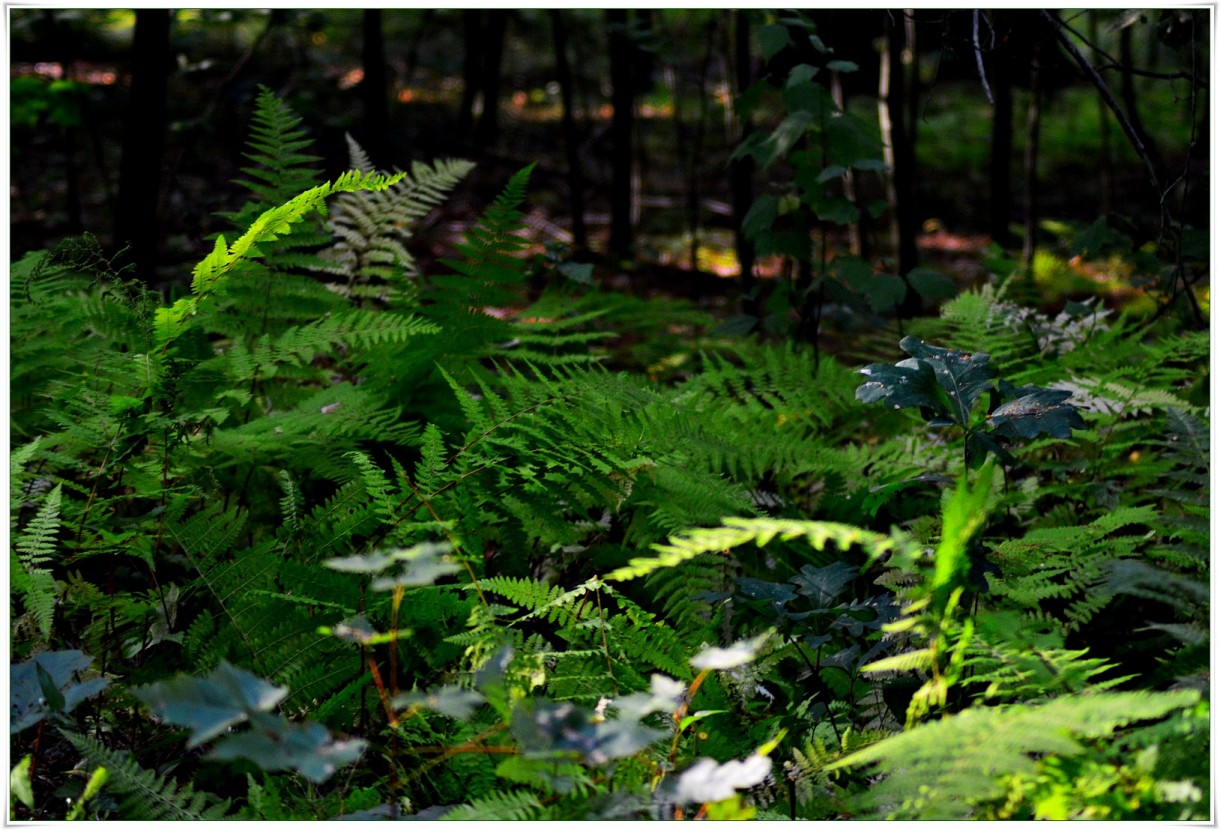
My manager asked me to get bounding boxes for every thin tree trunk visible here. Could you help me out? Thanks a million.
[115,9,171,286]
[730,10,758,318]
[830,67,864,257]
[361,10,389,165]
[607,9,635,259]
[474,10,509,147]
[1089,10,1113,215]
[1023,40,1043,273]
[884,11,919,278]
[988,11,1015,247]
[1119,24,1162,177]
[549,10,587,252]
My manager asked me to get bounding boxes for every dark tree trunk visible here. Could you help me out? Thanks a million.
[1023,40,1044,273]
[361,9,389,165]
[549,10,588,252]
[1119,25,1162,177]
[474,10,509,147]
[988,11,1015,248]
[1089,11,1113,216]
[884,11,919,279]
[880,9,920,324]
[730,10,758,318]
[115,9,171,286]
[607,9,635,260]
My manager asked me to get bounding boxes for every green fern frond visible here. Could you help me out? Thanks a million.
[606,517,914,582]
[441,788,548,821]
[13,482,63,642]
[828,690,1201,819]
[226,85,323,212]
[322,137,475,285]
[61,731,232,821]
[157,168,407,348]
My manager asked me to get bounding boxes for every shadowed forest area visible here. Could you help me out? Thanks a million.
[8,8,1212,822]
[10,8,1210,329]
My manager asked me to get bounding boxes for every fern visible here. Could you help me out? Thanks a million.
[606,517,915,582]
[61,731,232,821]
[441,788,549,821]
[12,482,62,643]
[222,85,323,220]
[828,690,1201,819]
[321,134,475,290]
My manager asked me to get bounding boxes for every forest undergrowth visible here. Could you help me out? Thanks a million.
[9,87,1210,821]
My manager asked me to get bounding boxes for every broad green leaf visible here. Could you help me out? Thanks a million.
[133,662,286,747]
[11,651,109,733]
[393,686,486,720]
[10,756,34,809]
[790,561,857,606]
[986,389,1086,440]
[907,267,959,300]
[211,712,365,783]
[757,24,792,62]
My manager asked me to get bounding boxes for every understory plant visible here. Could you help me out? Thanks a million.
[10,88,1208,821]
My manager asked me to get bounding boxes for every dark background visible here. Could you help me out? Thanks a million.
[8,8,1209,314]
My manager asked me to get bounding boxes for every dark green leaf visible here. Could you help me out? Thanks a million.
[856,358,943,414]
[907,267,959,300]
[811,195,859,226]
[735,578,798,604]
[741,194,778,239]
[211,712,365,783]
[900,336,996,425]
[133,662,287,747]
[11,651,109,733]
[757,24,792,62]
[986,389,1086,440]
[826,59,859,73]
[790,561,857,606]
[557,262,594,286]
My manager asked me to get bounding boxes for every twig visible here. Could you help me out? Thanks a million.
[972,11,993,105]
[1041,10,1160,190]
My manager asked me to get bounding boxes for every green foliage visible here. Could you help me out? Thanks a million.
[10,87,1208,822]
[829,690,1205,819]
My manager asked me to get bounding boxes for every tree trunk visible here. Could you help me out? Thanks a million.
[1089,10,1113,215]
[549,10,588,252]
[988,11,1015,248]
[1023,40,1043,274]
[884,11,919,279]
[730,10,758,318]
[1119,24,1162,177]
[607,9,635,260]
[830,67,864,257]
[474,10,509,147]
[115,9,171,286]
[361,9,389,165]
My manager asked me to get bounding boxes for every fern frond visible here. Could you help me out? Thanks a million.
[156,169,407,348]
[13,482,63,642]
[606,517,915,582]
[61,731,232,821]
[441,788,549,821]
[226,85,322,211]
[322,138,475,286]
[828,690,1201,819]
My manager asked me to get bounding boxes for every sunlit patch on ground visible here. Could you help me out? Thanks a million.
[11,62,118,85]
